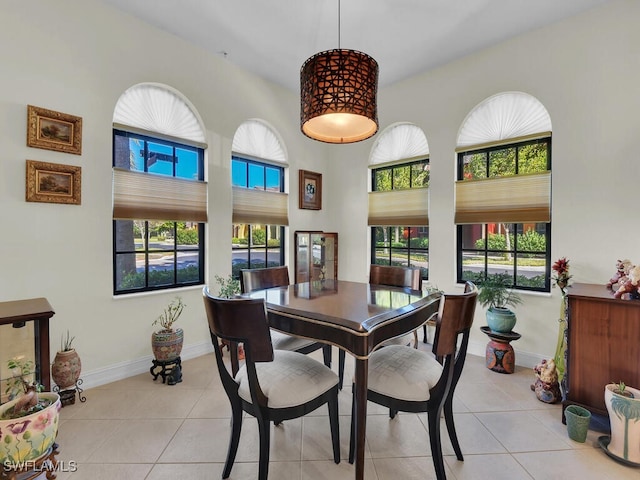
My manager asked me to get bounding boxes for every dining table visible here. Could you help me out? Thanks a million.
[245,279,442,480]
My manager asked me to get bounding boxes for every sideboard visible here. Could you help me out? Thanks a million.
[563,283,640,419]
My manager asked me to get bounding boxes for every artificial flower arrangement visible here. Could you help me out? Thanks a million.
[551,257,573,295]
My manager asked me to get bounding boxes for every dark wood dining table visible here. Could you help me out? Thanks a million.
[245,279,442,480]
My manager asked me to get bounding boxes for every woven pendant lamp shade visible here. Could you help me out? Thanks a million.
[300,49,379,144]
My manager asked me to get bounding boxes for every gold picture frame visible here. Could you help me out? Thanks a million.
[27,105,82,155]
[299,169,322,210]
[26,160,82,205]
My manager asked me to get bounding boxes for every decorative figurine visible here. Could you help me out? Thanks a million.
[531,358,561,404]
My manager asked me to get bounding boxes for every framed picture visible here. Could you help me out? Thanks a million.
[26,160,81,205]
[299,169,322,210]
[27,105,82,155]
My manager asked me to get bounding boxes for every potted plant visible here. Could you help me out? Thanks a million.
[214,275,243,359]
[476,272,522,333]
[51,330,82,397]
[602,381,640,465]
[151,296,185,362]
[0,357,61,465]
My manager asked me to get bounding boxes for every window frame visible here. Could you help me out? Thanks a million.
[112,129,205,295]
[370,158,430,280]
[455,137,552,292]
[231,155,285,278]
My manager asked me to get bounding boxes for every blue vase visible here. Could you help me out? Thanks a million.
[486,307,517,333]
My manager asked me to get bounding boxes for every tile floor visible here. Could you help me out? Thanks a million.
[48,344,636,480]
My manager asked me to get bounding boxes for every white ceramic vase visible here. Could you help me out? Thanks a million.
[604,384,640,464]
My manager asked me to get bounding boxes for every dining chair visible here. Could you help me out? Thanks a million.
[348,281,478,480]
[369,264,424,347]
[202,289,340,480]
[240,266,333,374]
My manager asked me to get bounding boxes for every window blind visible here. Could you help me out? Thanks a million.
[454,171,550,224]
[232,187,289,226]
[368,188,428,226]
[112,168,207,222]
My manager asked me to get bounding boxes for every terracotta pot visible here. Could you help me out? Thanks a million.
[51,349,82,390]
[604,384,640,464]
[151,328,184,361]
[0,392,61,464]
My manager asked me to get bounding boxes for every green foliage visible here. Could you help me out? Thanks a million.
[232,237,241,244]
[118,265,201,291]
[153,297,185,331]
[267,238,281,247]
[252,228,266,246]
[214,275,240,298]
[409,237,429,248]
[4,357,41,400]
[60,330,75,352]
[474,230,546,253]
[476,272,523,310]
[177,228,199,245]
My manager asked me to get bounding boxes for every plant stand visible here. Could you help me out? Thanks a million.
[0,443,60,480]
[53,380,86,407]
[150,356,182,385]
[481,326,521,374]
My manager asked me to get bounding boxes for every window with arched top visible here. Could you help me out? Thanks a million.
[231,119,288,277]
[455,92,552,292]
[112,83,207,294]
[368,123,430,279]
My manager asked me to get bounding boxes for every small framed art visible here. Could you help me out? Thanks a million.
[27,105,83,155]
[26,160,82,205]
[299,169,322,210]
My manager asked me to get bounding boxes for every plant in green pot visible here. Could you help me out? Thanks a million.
[477,272,522,333]
[151,296,185,362]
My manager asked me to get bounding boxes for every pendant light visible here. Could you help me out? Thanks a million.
[300,0,379,144]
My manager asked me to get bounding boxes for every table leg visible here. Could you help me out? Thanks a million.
[354,357,368,480]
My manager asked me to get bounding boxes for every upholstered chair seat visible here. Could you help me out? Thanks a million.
[269,330,318,353]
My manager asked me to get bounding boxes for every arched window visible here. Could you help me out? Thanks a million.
[231,119,288,277]
[368,123,430,278]
[455,92,552,292]
[112,83,207,294]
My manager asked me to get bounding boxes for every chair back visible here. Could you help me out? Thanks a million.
[432,281,478,359]
[203,287,274,363]
[369,264,422,290]
[240,266,290,294]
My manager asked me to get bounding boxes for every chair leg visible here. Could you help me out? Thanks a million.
[322,344,332,368]
[222,399,243,479]
[338,350,346,390]
[423,324,429,343]
[444,394,463,461]
[328,387,341,464]
[256,413,271,480]
[428,408,447,480]
[348,386,356,464]
[389,408,398,419]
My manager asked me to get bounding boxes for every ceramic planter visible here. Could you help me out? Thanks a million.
[51,349,82,390]
[0,392,61,465]
[486,307,517,333]
[604,384,640,465]
[151,328,184,361]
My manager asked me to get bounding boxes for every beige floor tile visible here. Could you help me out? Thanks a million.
[55,418,122,462]
[364,413,431,458]
[444,453,532,480]
[62,463,153,479]
[158,418,231,463]
[302,459,378,480]
[86,418,183,463]
[373,456,453,480]
[147,462,225,479]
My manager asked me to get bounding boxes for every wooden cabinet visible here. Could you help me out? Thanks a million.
[294,231,338,283]
[564,283,640,417]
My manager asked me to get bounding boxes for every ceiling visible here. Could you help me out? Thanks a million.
[98,0,611,92]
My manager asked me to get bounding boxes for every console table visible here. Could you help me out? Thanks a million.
[0,298,55,391]
[563,283,640,420]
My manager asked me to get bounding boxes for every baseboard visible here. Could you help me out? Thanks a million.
[76,341,214,390]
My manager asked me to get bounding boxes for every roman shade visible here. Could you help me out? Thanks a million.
[232,187,289,226]
[112,168,207,222]
[454,171,551,224]
[368,188,428,226]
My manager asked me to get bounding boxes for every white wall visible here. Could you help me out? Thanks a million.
[0,0,637,386]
